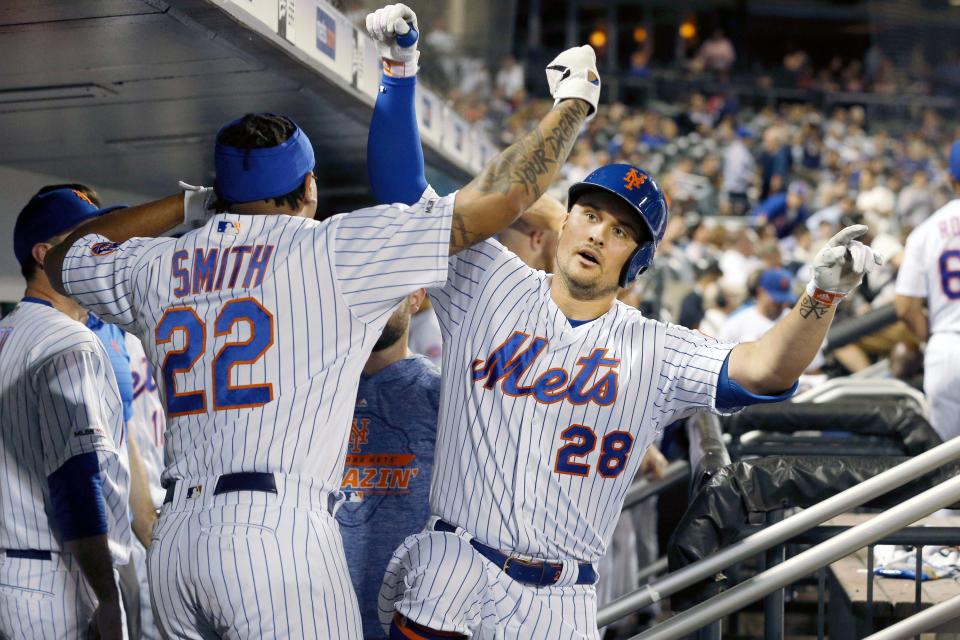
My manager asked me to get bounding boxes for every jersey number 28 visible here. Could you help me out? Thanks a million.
[156,298,274,416]
[554,425,634,478]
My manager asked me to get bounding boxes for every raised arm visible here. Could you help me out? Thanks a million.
[450,99,589,254]
[364,4,600,254]
[728,225,884,393]
[46,187,210,295]
[365,3,427,205]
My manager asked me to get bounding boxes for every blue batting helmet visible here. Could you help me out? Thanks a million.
[567,163,669,286]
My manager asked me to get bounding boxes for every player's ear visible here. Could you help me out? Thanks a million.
[529,228,545,252]
[408,287,427,313]
[304,172,318,206]
[32,242,51,271]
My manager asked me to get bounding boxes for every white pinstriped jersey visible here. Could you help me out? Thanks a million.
[429,239,737,562]
[125,332,166,508]
[0,300,131,562]
[61,190,453,495]
[897,199,960,334]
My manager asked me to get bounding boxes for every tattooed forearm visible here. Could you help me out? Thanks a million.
[450,208,478,253]
[798,295,830,320]
[468,99,589,202]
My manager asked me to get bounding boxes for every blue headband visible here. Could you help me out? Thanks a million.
[214,122,316,203]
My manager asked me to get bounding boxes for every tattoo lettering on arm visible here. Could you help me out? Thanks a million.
[449,99,589,254]
[798,295,830,320]
[468,99,589,199]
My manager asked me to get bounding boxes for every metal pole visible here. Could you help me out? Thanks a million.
[630,473,960,640]
[863,593,960,640]
[763,510,785,640]
[621,461,690,511]
[595,435,960,628]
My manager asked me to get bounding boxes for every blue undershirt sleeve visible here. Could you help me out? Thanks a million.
[47,452,108,541]
[715,353,798,410]
[367,74,428,205]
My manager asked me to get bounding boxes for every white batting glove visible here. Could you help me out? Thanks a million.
[545,45,601,121]
[180,181,217,226]
[365,3,420,77]
[805,224,885,306]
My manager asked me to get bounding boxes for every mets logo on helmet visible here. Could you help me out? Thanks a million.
[72,190,95,206]
[623,169,647,191]
[90,241,119,256]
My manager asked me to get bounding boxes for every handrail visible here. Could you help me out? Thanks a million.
[595,434,960,628]
[620,461,689,511]
[862,593,960,640]
[632,472,960,639]
[791,378,928,418]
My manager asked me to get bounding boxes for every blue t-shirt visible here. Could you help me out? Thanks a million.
[87,313,133,423]
[336,354,440,638]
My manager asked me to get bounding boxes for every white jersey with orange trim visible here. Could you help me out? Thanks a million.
[61,191,453,495]
[428,238,736,562]
[60,190,453,639]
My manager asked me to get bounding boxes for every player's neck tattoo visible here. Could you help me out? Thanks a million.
[798,294,830,320]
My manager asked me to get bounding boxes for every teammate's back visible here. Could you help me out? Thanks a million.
[65,200,453,493]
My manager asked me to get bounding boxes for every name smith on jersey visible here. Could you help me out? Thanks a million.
[169,244,275,297]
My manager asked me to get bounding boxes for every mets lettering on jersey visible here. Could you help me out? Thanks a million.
[427,239,738,563]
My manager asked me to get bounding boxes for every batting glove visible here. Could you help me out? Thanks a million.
[365,3,419,77]
[180,181,217,226]
[545,45,601,121]
[805,224,885,306]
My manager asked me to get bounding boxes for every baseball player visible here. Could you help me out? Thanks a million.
[1,188,134,640]
[896,140,960,441]
[366,13,885,638]
[45,14,597,637]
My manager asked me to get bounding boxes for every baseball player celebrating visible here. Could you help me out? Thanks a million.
[45,16,596,638]
[896,140,960,441]
[365,8,885,638]
[1,189,134,640]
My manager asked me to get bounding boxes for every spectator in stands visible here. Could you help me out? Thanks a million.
[495,55,525,103]
[751,180,812,239]
[678,257,723,331]
[695,28,736,75]
[758,126,792,199]
[338,289,440,639]
[722,126,756,216]
[720,228,761,291]
[896,170,937,231]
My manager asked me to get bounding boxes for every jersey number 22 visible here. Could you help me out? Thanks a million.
[156,298,274,416]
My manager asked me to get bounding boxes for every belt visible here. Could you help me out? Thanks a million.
[433,520,597,587]
[4,549,51,560]
[163,472,278,505]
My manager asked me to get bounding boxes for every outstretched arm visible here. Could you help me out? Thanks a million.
[728,225,884,393]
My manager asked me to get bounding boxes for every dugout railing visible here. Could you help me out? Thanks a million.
[597,397,960,636]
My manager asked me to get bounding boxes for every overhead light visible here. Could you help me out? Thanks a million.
[679,21,697,40]
[0,84,114,106]
[105,133,213,150]
[589,29,607,48]
[634,27,648,43]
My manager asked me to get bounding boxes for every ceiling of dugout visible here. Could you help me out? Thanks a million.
[0,0,471,213]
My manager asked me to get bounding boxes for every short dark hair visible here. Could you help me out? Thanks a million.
[34,183,102,207]
[212,113,310,212]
